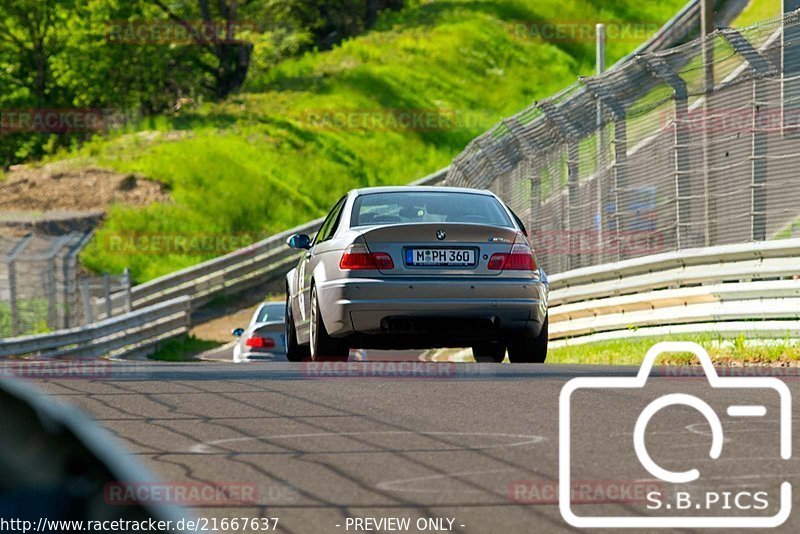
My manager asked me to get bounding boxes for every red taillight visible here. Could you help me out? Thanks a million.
[487,254,507,270]
[246,336,275,349]
[371,252,394,269]
[487,235,536,271]
[339,244,394,270]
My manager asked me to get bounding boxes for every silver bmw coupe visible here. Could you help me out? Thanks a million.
[284,186,548,363]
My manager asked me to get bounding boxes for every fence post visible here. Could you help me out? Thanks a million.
[537,100,582,269]
[7,261,18,337]
[123,268,133,313]
[641,56,692,249]
[701,0,715,93]
[530,171,542,229]
[81,277,93,324]
[720,29,777,241]
[581,75,627,262]
[103,273,112,319]
[596,24,607,259]
[46,254,57,329]
[700,6,715,246]
[63,232,93,329]
[62,251,73,329]
[783,3,800,135]
[44,234,72,331]
[6,234,33,336]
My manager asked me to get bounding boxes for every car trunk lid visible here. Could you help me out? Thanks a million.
[361,223,519,276]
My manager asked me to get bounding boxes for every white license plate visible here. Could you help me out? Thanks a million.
[406,248,476,266]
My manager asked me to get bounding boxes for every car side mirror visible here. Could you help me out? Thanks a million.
[232,328,245,338]
[287,233,311,250]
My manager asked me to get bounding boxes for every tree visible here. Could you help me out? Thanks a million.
[0,0,73,106]
[146,0,267,98]
[0,0,199,167]
[291,0,404,50]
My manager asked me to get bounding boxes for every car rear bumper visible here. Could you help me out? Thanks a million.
[316,277,548,342]
[239,351,287,361]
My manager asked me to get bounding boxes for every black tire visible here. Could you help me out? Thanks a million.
[310,285,349,362]
[507,315,548,363]
[472,342,506,363]
[285,294,310,362]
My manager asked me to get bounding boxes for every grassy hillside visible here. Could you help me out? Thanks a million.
[59,0,688,281]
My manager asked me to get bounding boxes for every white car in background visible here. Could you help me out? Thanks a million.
[232,302,287,362]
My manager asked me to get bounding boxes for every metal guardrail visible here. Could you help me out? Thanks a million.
[549,239,800,344]
[130,219,323,311]
[0,296,190,359]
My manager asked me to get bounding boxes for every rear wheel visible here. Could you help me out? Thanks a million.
[472,342,506,363]
[285,295,309,362]
[310,285,349,362]
[507,315,548,363]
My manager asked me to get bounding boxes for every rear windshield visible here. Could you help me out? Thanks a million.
[256,304,285,323]
[350,191,513,228]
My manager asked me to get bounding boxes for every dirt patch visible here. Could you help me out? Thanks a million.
[0,163,169,211]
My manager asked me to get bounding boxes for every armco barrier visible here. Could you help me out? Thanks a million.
[0,296,191,359]
[549,239,800,344]
[129,219,324,311]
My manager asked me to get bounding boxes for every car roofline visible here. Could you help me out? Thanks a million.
[349,186,494,197]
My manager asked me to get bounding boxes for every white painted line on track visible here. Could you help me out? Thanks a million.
[190,431,546,454]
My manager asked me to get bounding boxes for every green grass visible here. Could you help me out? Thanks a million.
[547,334,800,365]
[773,216,800,239]
[148,335,223,362]
[731,0,781,28]
[0,300,51,337]
[57,0,689,282]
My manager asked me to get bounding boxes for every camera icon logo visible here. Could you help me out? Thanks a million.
[559,341,792,528]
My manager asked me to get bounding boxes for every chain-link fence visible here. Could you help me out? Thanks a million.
[446,11,800,276]
[0,233,131,338]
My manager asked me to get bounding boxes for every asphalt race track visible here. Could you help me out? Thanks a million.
[28,361,800,533]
